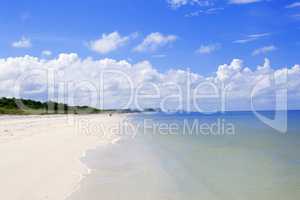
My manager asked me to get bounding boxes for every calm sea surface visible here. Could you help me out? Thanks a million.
[69,111,300,200]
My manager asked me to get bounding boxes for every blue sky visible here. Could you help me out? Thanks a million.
[0,0,300,111]
[0,0,299,75]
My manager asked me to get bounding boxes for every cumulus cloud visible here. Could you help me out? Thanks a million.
[286,2,300,8]
[88,32,135,54]
[0,53,299,111]
[229,0,263,4]
[167,0,212,9]
[12,37,32,48]
[252,45,277,56]
[196,43,221,54]
[134,32,177,52]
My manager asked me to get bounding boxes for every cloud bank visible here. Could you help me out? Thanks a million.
[0,54,299,111]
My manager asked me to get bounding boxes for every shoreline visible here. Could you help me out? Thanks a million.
[0,114,126,200]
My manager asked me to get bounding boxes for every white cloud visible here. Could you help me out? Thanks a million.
[286,2,300,8]
[88,32,133,54]
[168,0,188,8]
[252,45,277,56]
[196,43,221,54]
[134,32,177,52]
[12,37,32,48]
[20,12,31,21]
[233,33,270,44]
[1,53,299,111]
[248,33,271,38]
[185,7,224,17]
[167,0,212,9]
[234,38,256,44]
[229,0,263,4]
[41,50,52,57]
[291,14,300,19]
[152,54,167,58]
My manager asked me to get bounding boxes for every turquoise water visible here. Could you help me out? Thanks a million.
[69,111,300,200]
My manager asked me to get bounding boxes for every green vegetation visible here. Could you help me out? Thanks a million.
[0,97,162,115]
[0,97,104,115]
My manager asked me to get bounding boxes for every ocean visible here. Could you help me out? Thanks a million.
[68,111,300,200]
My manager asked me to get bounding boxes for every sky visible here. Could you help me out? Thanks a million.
[0,0,300,111]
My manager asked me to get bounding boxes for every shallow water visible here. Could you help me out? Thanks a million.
[68,111,300,200]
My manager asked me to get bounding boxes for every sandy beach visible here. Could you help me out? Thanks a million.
[0,114,125,200]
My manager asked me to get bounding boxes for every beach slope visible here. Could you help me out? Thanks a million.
[0,114,124,200]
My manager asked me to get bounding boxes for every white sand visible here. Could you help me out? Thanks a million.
[0,114,126,200]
